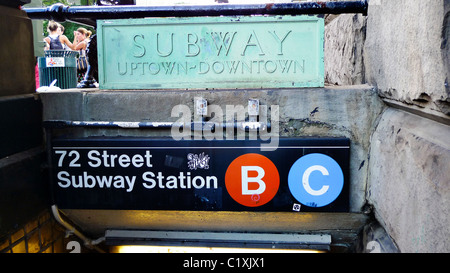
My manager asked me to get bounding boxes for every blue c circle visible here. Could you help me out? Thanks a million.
[288,153,344,207]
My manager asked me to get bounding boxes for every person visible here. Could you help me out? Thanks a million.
[35,57,39,89]
[43,21,74,50]
[72,27,92,52]
[56,24,68,50]
[73,28,92,82]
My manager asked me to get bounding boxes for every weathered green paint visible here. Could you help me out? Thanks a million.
[97,16,324,90]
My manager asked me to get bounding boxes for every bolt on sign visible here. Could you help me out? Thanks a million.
[97,15,324,89]
[50,138,348,212]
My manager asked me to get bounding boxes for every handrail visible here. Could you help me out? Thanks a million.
[24,1,368,27]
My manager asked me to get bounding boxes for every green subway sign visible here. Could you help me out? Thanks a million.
[97,16,324,90]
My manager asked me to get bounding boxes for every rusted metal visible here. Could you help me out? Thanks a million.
[24,1,368,27]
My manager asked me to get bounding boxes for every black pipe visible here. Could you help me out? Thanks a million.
[43,120,174,129]
[24,1,368,27]
[43,120,271,132]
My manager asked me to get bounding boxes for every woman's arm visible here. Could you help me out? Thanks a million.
[74,40,87,51]
[72,32,80,49]
[59,35,75,50]
[43,37,50,50]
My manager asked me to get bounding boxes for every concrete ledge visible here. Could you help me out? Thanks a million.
[62,209,367,251]
[383,98,450,126]
[62,209,368,235]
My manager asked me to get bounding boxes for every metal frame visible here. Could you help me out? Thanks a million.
[105,230,331,250]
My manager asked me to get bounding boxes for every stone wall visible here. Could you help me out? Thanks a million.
[365,0,449,117]
[0,2,71,253]
[365,0,449,253]
[0,6,35,97]
[326,0,449,118]
[325,0,450,252]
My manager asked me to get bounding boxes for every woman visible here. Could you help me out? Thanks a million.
[44,21,74,50]
[72,28,92,82]
[72,27,92,51]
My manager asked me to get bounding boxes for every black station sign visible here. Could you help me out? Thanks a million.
[50,138,349,212]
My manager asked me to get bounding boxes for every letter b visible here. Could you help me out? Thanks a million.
[186,33,200,57]
[83,172,96,188]
[241,166,266,195]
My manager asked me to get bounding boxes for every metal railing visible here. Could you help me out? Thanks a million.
[24,1,368,27]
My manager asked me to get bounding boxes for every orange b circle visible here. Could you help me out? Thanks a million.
[225,153,280,207]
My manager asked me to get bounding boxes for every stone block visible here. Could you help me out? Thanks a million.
[40,91,85,121]
[325,14,366,86]
[0,6,35,96]
[364,0,449,116]
[368,108,450,252]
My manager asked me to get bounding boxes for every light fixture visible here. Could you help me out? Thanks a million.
[106,230,330,253]
[112,245,325,253]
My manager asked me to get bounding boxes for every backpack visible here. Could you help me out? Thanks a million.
[49,35,64,50]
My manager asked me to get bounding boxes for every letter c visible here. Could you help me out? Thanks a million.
[302,165,330,196]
